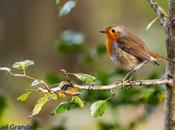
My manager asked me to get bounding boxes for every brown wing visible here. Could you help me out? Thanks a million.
[117,33,159,65]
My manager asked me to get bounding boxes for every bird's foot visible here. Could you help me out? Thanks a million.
[127,80,134,88]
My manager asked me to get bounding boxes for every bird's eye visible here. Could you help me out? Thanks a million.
[111,29,115,33]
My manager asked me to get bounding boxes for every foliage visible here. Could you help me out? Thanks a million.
[72,96,84,108]
[29,93,58,117]
[0,58,163,119]
[17,91,31,102]
[12,60,34,70]
[0,60,110,118]
[90,99,109,118]
[51,102,76,115]
[68,73,96,84]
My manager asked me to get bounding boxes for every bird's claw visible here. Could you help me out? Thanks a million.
[127,80,134,88]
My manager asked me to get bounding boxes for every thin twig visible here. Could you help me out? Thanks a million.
[147,0,169,32]
[8,71,36,80]
[5,70,50,89]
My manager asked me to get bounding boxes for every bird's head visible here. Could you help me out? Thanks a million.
[100,25,128,41]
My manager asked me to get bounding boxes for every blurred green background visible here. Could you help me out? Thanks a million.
[0,0,168,130]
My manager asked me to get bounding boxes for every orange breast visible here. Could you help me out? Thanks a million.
[105,31,120,56]
[106,38,113,56]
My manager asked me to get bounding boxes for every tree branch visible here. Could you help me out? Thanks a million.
[148,0,175,130]
[163,0,175,130]
[74,79,173,90]
[35,79,174,94]
[147,0,169,32]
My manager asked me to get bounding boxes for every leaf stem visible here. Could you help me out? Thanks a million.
[23,68,26,75]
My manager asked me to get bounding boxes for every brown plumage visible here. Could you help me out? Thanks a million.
[100,25,175,79]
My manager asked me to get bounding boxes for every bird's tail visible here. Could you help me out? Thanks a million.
[149,51,175,64]
[159,56,175,64]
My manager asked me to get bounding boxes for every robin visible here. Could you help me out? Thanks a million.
[100,25,175,80]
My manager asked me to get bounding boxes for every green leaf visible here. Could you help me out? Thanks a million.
[47,93,58,100]
[59,1,76,16]
[12,60,34,70]
[90,99,108,118]
[17,91,31,102]
[51,102,73,115]
[72,73,96,84]
[29,96,48,117]
[72,96,84,108]
[0,67,11,72]
[29,93,58,117]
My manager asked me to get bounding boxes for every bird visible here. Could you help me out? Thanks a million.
[100,25,175,80]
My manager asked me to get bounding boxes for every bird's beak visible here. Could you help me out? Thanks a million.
[99,30,106,33]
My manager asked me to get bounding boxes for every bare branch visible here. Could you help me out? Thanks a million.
[148,0,175,130]
[147,0,169,32]
[7,70,36,80]
[37,79,173,94]
[163,0,175,130]
[74,79,173,90]
[0,68,51,90]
